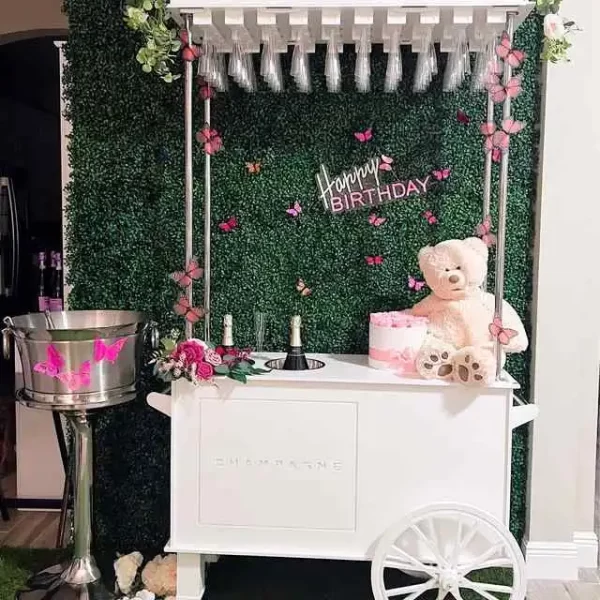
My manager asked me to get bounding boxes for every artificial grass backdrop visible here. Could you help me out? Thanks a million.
[63,0,541,558]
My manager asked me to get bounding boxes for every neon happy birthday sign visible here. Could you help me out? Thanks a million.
[316,157,436,214]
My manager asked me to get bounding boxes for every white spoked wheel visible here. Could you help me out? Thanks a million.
[371,503,526,600]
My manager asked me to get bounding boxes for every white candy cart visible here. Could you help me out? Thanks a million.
[147,1,539,599]
[148,354,538,600]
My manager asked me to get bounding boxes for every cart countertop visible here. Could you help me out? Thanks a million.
[249,353,520,390]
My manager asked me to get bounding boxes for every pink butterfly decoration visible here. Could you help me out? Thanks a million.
[457,110,471,125]
[476,215,497,248]
[58,361,91,392]
[170,257,203,288]
[198,81,215,100]
[33,344,64,378]
[354,128,373,143]
[296,278,312,297]
[489,317,518,346]
[432,168,451,181]
[218,216,238,233]
[481,119,525,161]
[408,276,426,292]
[485,70,523,104]
[368,213,386,227]
[365,255,384,266]
[496,31,526,69]
[379,155,393,172]
[93,338,128,364]
[196,127,223,155]
[287,202,302,218]
[422,210,438,225]
[174,296,205,323]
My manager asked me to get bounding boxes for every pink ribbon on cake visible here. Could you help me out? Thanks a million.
[369,347,418,375]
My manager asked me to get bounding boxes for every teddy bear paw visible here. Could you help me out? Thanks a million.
[452,347,495,386]
[416,344,455,381]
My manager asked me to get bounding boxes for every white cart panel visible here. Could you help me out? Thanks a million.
[198,399,357,530]
[168,355,515,561]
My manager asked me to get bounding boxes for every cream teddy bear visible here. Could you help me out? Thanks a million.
[409,237,527,385]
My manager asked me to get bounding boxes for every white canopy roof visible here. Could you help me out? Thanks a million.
[168,1,534,50]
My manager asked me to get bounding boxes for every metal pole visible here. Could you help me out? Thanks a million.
[60,413,100,585]
[184,12,194,340]
[482,90,494,292]
[494,12,516,378]
[204,96,211,342]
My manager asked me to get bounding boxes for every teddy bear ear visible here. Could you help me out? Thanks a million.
[463,237,488,259]
[418,245,434,268]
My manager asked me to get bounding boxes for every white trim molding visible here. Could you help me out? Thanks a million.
[573,531,599,570]
[524,540,579,581]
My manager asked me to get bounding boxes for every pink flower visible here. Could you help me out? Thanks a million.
[197,361,214,380]
[172,340,205,367]
[204,349,222,366]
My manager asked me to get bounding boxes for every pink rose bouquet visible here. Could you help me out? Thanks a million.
[150,331,268,386]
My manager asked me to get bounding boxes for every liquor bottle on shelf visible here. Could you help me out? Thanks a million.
[36,251,48,312]
[49,251,64,312]
[222,314,235,353]
[282,315,309,371]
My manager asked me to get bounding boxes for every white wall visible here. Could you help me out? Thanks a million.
[525,0,600,579]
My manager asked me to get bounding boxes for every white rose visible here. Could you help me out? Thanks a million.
[544,14,566,40]
[114,551,144,595]
[135,591,156,600]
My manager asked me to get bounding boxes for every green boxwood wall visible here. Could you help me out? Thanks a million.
[63,0,541,557]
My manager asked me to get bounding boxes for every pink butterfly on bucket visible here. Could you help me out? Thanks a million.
[196,127,223,155]
[368,213,386,227]
[496,31,526,69]
[218,216,238,233]
[379,155,393,172]
[287,202,302,218]
[33,345,64,378]
[93,338,128,364]
[365,255,384,266]
[422,210,438,225]
[432,168,451,182]
[354,128,373,143]
[408,276,426,292]
[170,257,203,288]
[489,317,518,346]
[485,63,523,104]
[58,361,91,392]
[476,216,497,248]
[174,296,205,323]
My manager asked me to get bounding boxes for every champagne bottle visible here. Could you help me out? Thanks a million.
[283,315,309,371]
[49,251,64,312]
[222,314,234,353]
[36,251,48,312]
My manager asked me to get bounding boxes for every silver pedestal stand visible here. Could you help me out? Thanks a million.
[14,391,136,600]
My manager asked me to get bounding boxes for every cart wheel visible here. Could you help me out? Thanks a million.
[371,503,526,600]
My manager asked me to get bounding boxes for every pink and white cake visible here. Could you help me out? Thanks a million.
[369,312,429,374]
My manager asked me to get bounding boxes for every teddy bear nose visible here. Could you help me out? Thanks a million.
[449,274,460,284]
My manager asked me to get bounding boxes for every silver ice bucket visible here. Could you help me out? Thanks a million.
[2,310,150,410]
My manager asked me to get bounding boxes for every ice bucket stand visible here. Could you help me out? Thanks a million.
[14,392,136,600]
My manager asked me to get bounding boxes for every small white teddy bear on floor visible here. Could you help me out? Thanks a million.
[409,236,528,385]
